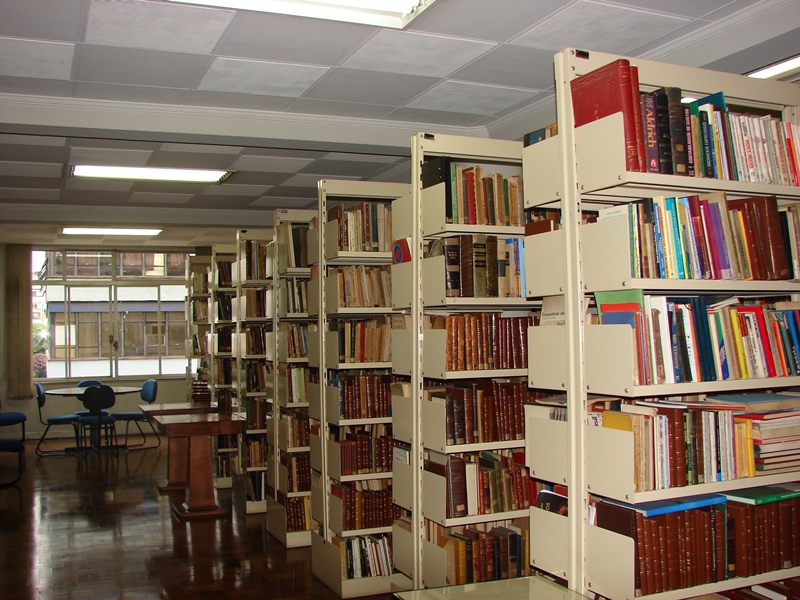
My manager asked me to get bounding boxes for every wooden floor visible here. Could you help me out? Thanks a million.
[0,438,396,600]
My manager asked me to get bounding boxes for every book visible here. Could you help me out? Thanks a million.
[653,87,689,176]
[571,58,642,173]
[722,483,800,505]
[604,493,727,518]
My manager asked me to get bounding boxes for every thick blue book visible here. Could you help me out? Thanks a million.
[602,493,727,517]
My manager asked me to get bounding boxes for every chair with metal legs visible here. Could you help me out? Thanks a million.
[35,383,80,456]
[0,405,26,486]
[77,385,118,453]
[111,379,161,450]
[74,380,107,417]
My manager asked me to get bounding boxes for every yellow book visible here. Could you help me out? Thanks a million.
[733,416,756,477]
[726,306,748,379]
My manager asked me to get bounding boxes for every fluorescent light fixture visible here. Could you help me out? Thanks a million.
[165,0,439,28]
[62,227,162,236]
[72,165,229,183]
[748,55,800,79]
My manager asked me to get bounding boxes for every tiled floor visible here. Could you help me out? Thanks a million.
[0,439,395,600]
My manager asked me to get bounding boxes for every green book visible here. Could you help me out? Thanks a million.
[722,482,800,505]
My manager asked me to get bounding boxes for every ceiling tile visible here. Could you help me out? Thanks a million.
[625,19,714,58]
[160,143,244,155]
[69,147,152,167]
[251,196,317,209]
[188,196,261,210]
[59,189,136,205]
[85,0,234,54]
[198,58,329,97]
[452,45,555,90]
[607,0,745,19]
[408,0,569,42]
[243,148,325,160]
[303,68,437,105]
[260,186,318,198]
[217,171,289,186]
[342,30,495,77]
[229,155,314,173]
[300,159,385,178]
[0,161,63,178]
[0,175,62,189]
[699,0,760,21]
[0,37,75,80]
[287,98,394,120]
[407,80,537,115]
[129,192,194,205]
[384,107,486,127]
[217,11,374,65]
[76,45,211,88]
[65,178,134,192]
[0,0,87,42]
[322,153,403,164]
[701,26,800,74]
[0,134,65,147]
[146,152,237,170]
[0,187,61,200]
[74,82,190,105]
[0,75,74,96]
[130,181,209,194]
[280,173,329,188]
[201,184,271,197]
[67,138,161,151]
[513,1,687,54]
[0,144,69,163]
[183,90,297,112]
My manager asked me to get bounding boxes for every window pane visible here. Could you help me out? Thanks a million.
[76,314,100,358]
[122,311,145,357]
[167,316,186,356]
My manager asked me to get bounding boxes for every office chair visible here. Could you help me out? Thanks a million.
[35,383,80,456]
[74,380,108,417]
[0,403,26,486]
[77,385,118,453]
[111,379,161,450]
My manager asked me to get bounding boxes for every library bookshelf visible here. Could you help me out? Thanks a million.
[308,179,411,598]
[392,133,536,591]
[230,229,273,515]
[265,209,316,548]
[523,48,800,599]
[185,254,211,403]
[207,244,238,490]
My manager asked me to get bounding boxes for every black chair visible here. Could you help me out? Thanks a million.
[74,380,108,417]
[111,379,161,450]
[77,385,118,453]
[35,383,80,456]
[0,405,26,486]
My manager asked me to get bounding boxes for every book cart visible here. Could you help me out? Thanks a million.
[523,48,800,599]
[308,180,411,597]
[392,133,535,591]
[208,244,238,490]
[265,209,316,547]
[230,229,273,514]
[185,254,211,403]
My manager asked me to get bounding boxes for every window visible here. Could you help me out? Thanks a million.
[34,250,190,379]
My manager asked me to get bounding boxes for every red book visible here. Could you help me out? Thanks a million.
[571,58,641,173]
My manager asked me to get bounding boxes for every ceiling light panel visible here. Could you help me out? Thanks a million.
[0,37,75,80]
[62,227,162,236]
[342,30,495,77]
[198,58,329,96]
[513,1,686,54]
[407,80,537,115]
[86,0,234,54]
[73,165,228,182]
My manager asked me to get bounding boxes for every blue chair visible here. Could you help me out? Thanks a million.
[35,383,80,456]
[77,385,118,453]
[0,406,26,486]
[111,379,161,450]
[74,380,108,417]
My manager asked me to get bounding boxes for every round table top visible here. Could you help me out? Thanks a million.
[47,386,143,396]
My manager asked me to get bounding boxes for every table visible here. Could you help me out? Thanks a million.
[152,413,245,520]
[139,403,218,492]
[46,386,143,452]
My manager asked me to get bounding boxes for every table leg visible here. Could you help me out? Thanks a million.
[173,434,225,520]
[158,435,188,493]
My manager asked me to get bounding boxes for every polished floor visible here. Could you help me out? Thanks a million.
[0,438,396,600]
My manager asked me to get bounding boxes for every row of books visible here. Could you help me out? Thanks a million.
[212,259,233,288]
[428,379,537,446]
[333,428,393,476]
[281,364,314,404]
[329,371,393,420]
[425,449,530,519]
[596,394,800,492]
[595,291,800,386]
[190,270,208,295]
[215,452,234,478]
[191,298,208,322]
[243,397,268,429]
[243,239,271,281]
[331,532,393,580]
[190,379,211,403]
[571,58,800,186]
[421,517,531,584]
[214,290,234,321]
[602,192,793,282]
[281,451,311,492]
[279,411,309,448]
[421,156,525,227]
[243,324,270,356]
[285,495,312,532]
[278,322,309,359]
[327,264,392,308]
[327,201,393,254]
[275,222,310,269]
[427,235,526,299]
[235,288,270,318]
[211,326,233,353]
[281,277,308,314]
[330,480,398,530]
[428,313,534,372]
[331,317,391,364]
[246,471,266,501]
[238,361,270,393]
[246,438,267,468]
[191,333,208,356]
[214,357,232,385]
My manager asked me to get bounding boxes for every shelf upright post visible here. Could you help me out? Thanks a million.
[556,49,588,594]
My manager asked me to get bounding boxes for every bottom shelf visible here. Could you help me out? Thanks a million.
[266,500,312,548]
[311,531,411,598]
[215,476,232,490]
[395,576,586,600]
